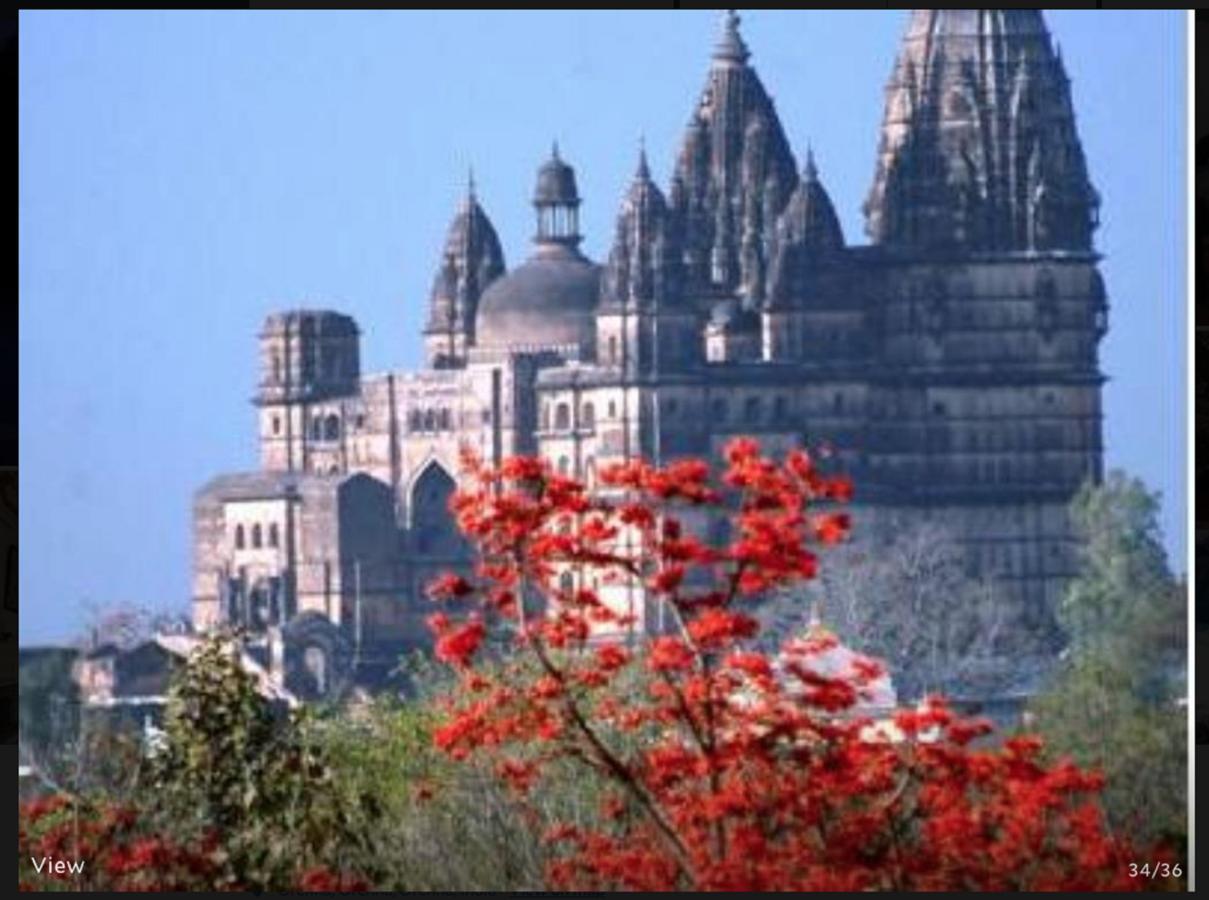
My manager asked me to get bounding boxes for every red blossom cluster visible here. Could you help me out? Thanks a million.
[425,439,1179,891]
[19,796,224,892]
[18,795,371,892]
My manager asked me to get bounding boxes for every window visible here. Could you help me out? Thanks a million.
[581,402,595,429]
[324,414,340,441]
[932,401,947,417]
[608,335,618,364]
[608,400,617,418]
[558,456,570,475]
[409,410,421,432]
[272,415,281,436]
[234,525,245,550]
[773,396,787,421]
[439,408,451,430]
[555,403,570,430]
[711,397,728,421]
[424,410,436,431]
[833,393,844,415]
[251,524,262,549]
[271,353,282,383]
[744,396,761,424]
[356,414,365,429]
[311,418,323,440]
[666,398,679,418]
[268,523,279,548]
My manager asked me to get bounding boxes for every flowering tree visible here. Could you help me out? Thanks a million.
[425,438,1176,891]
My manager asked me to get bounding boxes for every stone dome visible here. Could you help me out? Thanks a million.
[474,243,600,350]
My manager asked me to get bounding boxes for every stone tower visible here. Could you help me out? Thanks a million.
[860,9,1108,634]
[256,310,361,474]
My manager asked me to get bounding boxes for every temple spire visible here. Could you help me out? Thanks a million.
[864,9,1097,252]
[636,136,650,181]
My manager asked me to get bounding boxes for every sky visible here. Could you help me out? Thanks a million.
[19,10,1188,645]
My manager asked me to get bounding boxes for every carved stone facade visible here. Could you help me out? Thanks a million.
[193,11,1107,691]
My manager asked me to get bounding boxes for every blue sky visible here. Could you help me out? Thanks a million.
[19,10,1188,644]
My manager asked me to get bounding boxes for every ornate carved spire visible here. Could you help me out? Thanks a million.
[424,182,505,356]
[600,144,680,312]
[671,10,798,301]
[767,150,844,310]
[864,10,1099,252]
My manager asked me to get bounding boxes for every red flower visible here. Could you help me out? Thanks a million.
[647,636,694,672]
[595,643,630,672]
[426,572,475,600]
[435,619,485,667]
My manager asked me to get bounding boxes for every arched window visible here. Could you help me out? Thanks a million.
[424,410,436,431]
[271,415,281,436]
[311,418,323,440]
[608,335,618,364]
[409,410,422,432]
[608,400,617,419]
[541,403,551,431]
[555,403,570,430]
[271,353,282,383]
[439,408,451,430]
[234,524,245,550]
[559,571,574,597]
[268,523,279,548]
[581,402,595,429]
[411,462,462,555]
[324,414,340,441]
[251,524,262,549]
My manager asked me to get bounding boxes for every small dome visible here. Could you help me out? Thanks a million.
[777,620,898,712]
[533,145,580,206]
[475,244,600,350]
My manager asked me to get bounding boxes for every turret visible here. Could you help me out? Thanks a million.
[598,147,698,374]
[423,174,506,367]
[256,310,360,472]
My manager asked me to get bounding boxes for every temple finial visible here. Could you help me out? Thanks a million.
[636,135,650,180]
[467,165,476,202]
[551,139,560,161]
[804,143,817,181]
[713,9,750,64]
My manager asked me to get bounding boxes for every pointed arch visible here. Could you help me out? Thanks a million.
[408,458,464,556]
